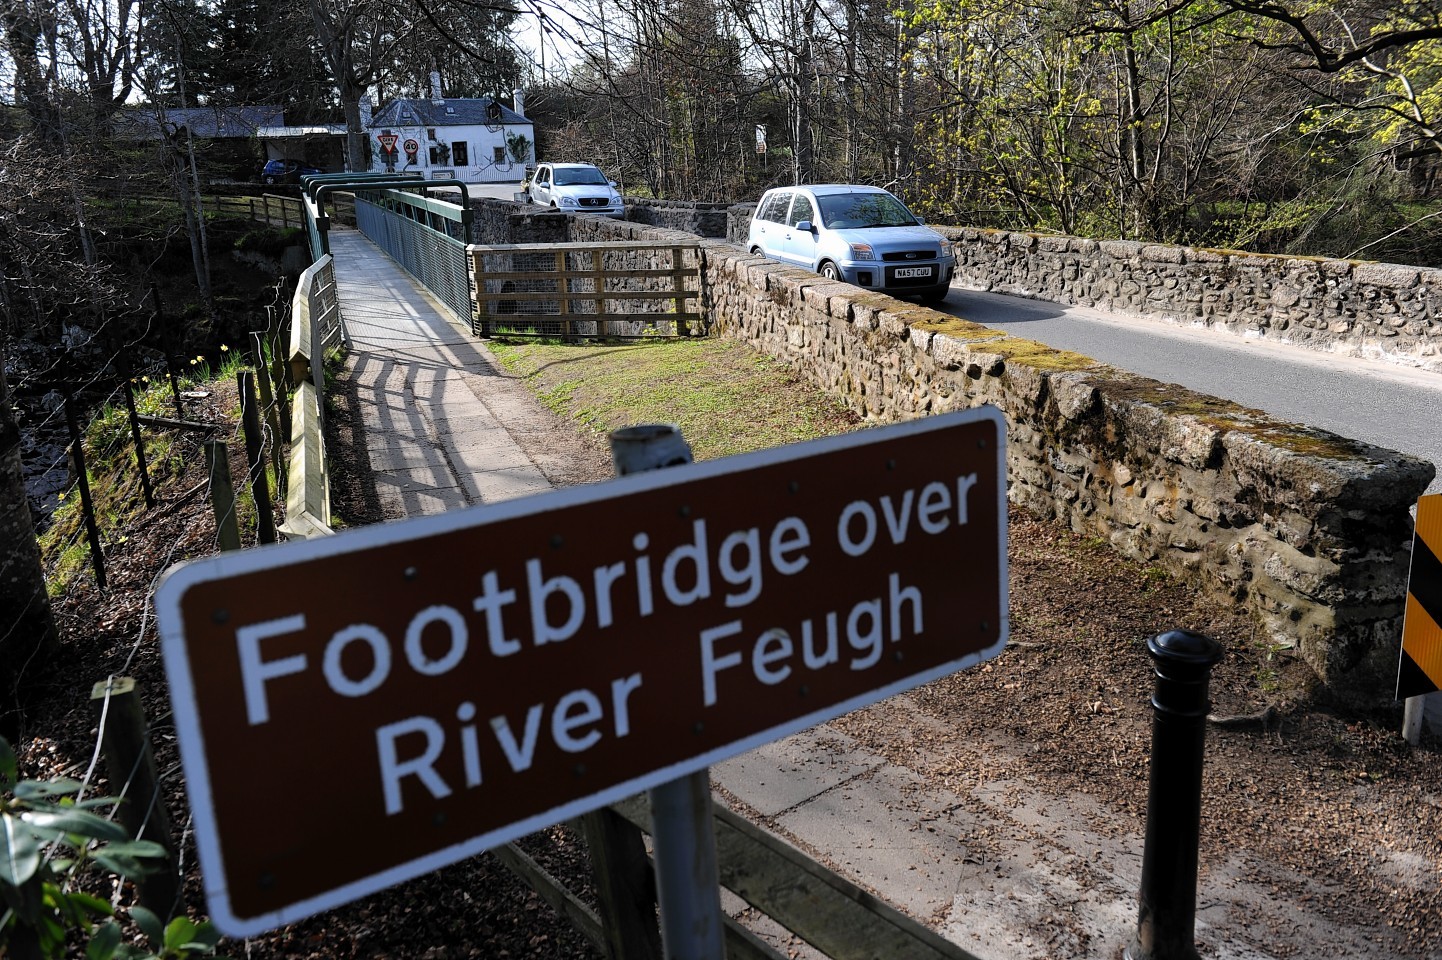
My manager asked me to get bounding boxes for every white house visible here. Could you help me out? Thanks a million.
[367,84,534,185]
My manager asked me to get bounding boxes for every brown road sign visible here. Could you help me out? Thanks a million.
[156,408,1009,936]
[1399,494,1442,699]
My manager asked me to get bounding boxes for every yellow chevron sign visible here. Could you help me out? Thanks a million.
[1399,495,1442,700]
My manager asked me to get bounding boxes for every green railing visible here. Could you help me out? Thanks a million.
[351,182,475,322]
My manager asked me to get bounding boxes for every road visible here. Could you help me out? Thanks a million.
[454,184,1441,493]
[938,286,1442,495]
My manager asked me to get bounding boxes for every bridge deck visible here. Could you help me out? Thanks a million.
[329,229,566,518]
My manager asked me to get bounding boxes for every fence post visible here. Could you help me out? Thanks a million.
[580,809,664,960]
[608,424,725,960]
[238,371,277,544]
[203,440,242,552]
[119,351,155,508]
[250,332,286,495]
[150,285,184,419]
[63,390,107,591]
[1126,630,1225,960]
[556,249,573,340]
[265,305,292,439]
[671,246,690,337]
[90,677,179,918]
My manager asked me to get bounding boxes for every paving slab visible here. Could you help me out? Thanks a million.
[711,726,886,817]
[331,229,564,514]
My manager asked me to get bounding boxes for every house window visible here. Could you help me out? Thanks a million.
[429,145,443,164]
[427,128,437,139]
[452,141,468,164]
[494,146,505,164]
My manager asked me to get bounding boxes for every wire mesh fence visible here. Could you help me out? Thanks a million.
[471,241,703,340]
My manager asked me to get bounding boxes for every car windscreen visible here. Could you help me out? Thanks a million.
[817,193,917,228]
[553,168,609,186]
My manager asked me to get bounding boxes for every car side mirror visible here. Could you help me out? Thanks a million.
[795,220,814,232]
[915,216,926,225]
[609,180,618,187]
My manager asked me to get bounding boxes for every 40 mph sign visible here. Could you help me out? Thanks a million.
[156,408,1009,936]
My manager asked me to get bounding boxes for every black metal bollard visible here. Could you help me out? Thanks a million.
[1126,630,1225,960]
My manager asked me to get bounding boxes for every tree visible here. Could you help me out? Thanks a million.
[0,136,82,740]
[308,0,417,171]
[0,354,58,743]
[396,0,524,101]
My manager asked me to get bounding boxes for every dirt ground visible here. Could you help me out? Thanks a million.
[11,366,1442,959]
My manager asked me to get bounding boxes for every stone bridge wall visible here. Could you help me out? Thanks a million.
[937,228,1442,373]
[625,198,732,238]
[475,200,1436,702]
[720,201,1442,371]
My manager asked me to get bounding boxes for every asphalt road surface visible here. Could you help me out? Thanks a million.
[939,286,1442,496]
[453,186,1440,493]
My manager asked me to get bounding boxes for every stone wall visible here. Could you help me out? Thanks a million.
[699,202,1442,372]
[941,228,1442,372]
[728,203,757,245]
[469,199,568,245]
[476,205,1436,703]
[625,198,732,238]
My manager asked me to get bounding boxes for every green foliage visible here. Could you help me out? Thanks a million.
[504,132,532,165]
[40,352,253,595]
[233,227,303,257]
[0,736,222,960]
[489,339,860,460]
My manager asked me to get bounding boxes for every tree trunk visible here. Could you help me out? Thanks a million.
[342,88,368,173]
[0,352,59,741]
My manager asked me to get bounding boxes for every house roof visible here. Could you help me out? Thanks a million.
[116,104,285,139]
[257,124,348,139]
[369,97,529,128]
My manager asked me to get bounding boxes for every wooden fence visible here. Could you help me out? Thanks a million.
[278,254,340,541]
[503,797,985,960]
[471,241,702,339]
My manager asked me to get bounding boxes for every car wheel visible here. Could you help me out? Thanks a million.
[819,262,841,281]
[749,246,764,255]
[920,288,949,306]
[263,176,277,185]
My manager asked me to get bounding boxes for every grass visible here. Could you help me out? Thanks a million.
[39,349,262,597]
[487,337,863,460]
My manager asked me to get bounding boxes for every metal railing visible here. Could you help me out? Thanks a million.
[353,186,474,322]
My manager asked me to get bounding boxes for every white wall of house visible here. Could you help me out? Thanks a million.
[369,122,534,184]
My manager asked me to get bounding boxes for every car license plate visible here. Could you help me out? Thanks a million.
[894,267,932,278]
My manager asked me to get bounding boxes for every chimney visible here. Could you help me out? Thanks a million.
[512,88,526,119]
[430,70,443,103]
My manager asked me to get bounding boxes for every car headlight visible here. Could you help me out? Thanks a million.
[848,243,876,260]
[560,196,578,207]
[938,239,953,258]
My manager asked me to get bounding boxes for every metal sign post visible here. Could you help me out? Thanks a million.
[610,424,725,959]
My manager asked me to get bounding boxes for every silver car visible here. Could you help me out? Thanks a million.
[747,184,955,303]
[526,162,625,218]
